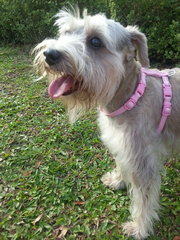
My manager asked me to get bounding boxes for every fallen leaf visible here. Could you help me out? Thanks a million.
[94,219,100,229]
[35,161,42,168]
[173,237,180,240]
[21,170,32,176]
[8,134,16,144]
[54,225,68,239]
[58,226,68,238]
[79,235,86,240]
[74,201,85,206]
[32,213,43,225]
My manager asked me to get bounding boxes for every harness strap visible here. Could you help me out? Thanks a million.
[102,67,172,133]
[103,69,147,117]
[157,74,172,133]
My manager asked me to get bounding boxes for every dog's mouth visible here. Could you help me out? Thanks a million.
[48,75,78,98]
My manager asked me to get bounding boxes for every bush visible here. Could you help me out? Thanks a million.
[0,0,179,65]
[0,0,109,44]
[0,0,61,44]
[108,0,180,64]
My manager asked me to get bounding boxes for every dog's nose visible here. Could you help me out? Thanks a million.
[43,49,62,66]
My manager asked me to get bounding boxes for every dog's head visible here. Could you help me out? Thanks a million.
[33,8,149,121]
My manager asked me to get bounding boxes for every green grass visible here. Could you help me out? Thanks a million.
[0,46,179,240]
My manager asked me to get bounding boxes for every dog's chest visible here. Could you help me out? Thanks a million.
[98,112,129,156]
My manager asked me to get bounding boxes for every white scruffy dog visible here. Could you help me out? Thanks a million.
[33,8,180,239]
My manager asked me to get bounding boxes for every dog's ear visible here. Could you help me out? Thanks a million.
[126,26,150,68]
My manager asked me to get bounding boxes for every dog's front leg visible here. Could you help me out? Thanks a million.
[101,167,126,190]
[122,153,161,240]
[99,114,162,239]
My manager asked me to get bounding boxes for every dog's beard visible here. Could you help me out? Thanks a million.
[44,69,98,123]
[35,61,124,123]
[60,92,96,123]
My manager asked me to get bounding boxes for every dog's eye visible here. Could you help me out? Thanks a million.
[90,37,104,48]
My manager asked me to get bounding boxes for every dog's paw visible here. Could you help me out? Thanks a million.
[123,221,149,240]
[101,171,126,190]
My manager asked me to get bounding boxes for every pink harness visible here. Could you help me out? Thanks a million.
[103,68,172,133]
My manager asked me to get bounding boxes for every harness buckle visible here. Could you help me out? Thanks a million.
[136,82,146,96]
[163,84,172,99]
[162,101,172,117]
[125,98,136,110]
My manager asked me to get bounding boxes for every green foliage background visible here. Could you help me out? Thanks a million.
[0,0,179,63]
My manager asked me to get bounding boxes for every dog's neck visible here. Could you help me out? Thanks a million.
[105,61,140,113]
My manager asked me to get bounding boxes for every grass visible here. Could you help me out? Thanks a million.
[0,45,179,240]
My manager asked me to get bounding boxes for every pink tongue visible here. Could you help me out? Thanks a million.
[48,76,73,99]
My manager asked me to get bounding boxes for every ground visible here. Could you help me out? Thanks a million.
[0,46,179,239]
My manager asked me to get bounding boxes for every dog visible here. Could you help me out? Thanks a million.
[33,8,180,239]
